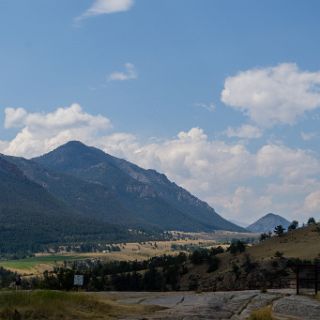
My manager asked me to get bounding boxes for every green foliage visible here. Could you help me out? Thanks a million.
[190,247,223,266]
[288,220,298,231]
[0,267,16,287]
[227,240,246,254]
[259,232,271,242]
[274,251,284,258]
[20,253,188,292]
[207,256,220,273]
[274,225,285,236]
[307,217,316,225]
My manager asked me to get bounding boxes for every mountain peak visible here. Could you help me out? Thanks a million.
[56,140,93,152]
[33,140,110,172]
[247,213,290,233]
[63,140,86,147]
[30,141,245,233]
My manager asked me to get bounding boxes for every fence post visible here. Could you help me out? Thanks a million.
[296,265,300,295]
[315,265,318,295]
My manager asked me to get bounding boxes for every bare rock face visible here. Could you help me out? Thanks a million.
[273,295,320,320]
[114,290,320,320]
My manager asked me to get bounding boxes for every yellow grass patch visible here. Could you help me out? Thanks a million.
[248,306,274,320]
[0,290,164,320]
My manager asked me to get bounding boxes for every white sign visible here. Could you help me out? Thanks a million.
[74,275,84,286]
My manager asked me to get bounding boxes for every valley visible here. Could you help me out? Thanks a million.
[0,231,257,275]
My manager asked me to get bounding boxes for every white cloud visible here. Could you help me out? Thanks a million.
[4,107,28,128]
[301,131,317,141]
[1,104,112,158]
[221,63,320,127]
[226,124,262,139]
[194,102,216,112]
[76,0,134,21]
[108,63,137,81]
[1,105,320,224]
[304,190,320,214]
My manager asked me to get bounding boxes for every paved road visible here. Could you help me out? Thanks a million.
[100,290,320,320]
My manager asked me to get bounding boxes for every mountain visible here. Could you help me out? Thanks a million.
[247,213,291,233]
[32,141,244,232]
[0,155,133,254]
[0,141,244,254]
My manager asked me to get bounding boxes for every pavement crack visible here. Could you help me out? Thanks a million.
[176,296,185,305]
[237,294,258,316]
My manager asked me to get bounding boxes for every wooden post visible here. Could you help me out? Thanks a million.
[315,265,318,295]
[296,265,300,295]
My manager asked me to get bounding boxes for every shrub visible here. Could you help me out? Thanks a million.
[274,225,285,236]
[288,220,298,231]
[308,217,316,225]
[207,256,220,273]
[274,251,284,258]
[227,240,246,255]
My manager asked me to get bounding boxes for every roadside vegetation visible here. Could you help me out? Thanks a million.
[248,306,274,320]
[0,290,162,320]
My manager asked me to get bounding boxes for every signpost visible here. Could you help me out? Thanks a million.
[74,275,84,288]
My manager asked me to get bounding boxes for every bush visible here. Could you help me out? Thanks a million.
[207,256,220,273]
[308,217,316,225]
[228,240,246,254]
[190,249,209,265]
[274,251,284,258]
[274,225,285,236]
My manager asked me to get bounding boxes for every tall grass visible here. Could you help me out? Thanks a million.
[248,306,274,320]
[0,290,161,320]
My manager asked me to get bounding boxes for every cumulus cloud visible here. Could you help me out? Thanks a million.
[1,104,112,158]
[76,0,134,21]
[108,63,137,81]
[1,105,319,223]
[221,63,320,127]
[226,124,262,139]
[304,190,320,214]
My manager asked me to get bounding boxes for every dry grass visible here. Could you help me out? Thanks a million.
[248,224,320,260]
[0,235,236,275]
[248,306,274,320]
[0,290,163,320]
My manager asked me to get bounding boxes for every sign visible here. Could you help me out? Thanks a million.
[74,275,84,287]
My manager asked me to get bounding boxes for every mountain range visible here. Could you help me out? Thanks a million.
[0,141,244,253]
[247,213,291,233]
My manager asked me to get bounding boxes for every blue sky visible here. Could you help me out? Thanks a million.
[1,0,320,224]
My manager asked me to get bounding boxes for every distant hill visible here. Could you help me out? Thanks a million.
[247,213,290,233]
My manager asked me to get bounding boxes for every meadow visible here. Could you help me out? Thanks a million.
[0,231,257,275]
[0,255,85,274]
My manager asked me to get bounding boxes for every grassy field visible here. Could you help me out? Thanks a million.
[0,290,162,320]
[0,255,86,274]
[0,231,257,276]
[247,223,320,260]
